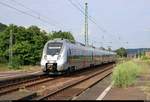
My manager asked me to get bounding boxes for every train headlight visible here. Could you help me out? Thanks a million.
[44,55,47,60]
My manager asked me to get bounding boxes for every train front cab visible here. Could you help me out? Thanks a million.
[41,41,67,74]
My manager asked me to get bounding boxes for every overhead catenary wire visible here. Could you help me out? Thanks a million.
[67,0,107,46]
[0,1,63,30]
[11,0,67,30]
[74,0,106,32]
[77,0,122,41]
[67,0,106,33]
[11,0,40,17]
[67,0,123,46]
[1,0,126,48]
[76,0,123,42]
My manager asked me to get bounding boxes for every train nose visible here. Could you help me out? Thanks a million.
[47,55,58,61]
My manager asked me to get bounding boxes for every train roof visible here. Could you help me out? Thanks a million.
[46,38,116,55]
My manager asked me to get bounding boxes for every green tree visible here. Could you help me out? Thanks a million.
[0,24,48,66]
[0,23,7,32]
[116,47,127,57]
[0,23,76,68]
[50,30,75,42]
[0,24,18,61]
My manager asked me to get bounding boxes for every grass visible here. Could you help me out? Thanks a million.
[0,63,12,72]
[134,59,150,100]
[112,61,141,88]
[136,55,150,64]
[112,58,150,100]
[141,56,150,61]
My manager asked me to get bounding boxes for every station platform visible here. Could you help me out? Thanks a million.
[74,74,111,100]
[74,74,147,100]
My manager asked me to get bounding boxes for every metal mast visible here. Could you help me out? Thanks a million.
[84,2,88,46]
[9,30,13,66]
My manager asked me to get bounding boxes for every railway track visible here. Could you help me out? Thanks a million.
[0,72,45,87]
[0,75,54,96]
[36,64,113,100]
[0,63,115,100]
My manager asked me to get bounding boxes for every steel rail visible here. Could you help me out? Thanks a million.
[36,64,113,100]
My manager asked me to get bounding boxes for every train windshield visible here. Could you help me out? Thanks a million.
[47,42,63,55]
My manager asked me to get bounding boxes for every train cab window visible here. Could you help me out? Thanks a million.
[47,42,63,55]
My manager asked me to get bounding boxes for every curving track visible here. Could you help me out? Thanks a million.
[0,63,115,100]
[36,64,113,100]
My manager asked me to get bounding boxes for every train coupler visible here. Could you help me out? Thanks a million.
[46,63,57,72]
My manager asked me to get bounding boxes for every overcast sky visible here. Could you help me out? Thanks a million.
[0,0,150,50]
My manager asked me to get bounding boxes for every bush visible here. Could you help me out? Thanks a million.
[8,56,21,69]
[112,61,140,87]
[141,56,150,60]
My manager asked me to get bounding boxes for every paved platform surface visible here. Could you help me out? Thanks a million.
[103,86,146,100]
[74,74,147,100]
[74,74,111,100]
